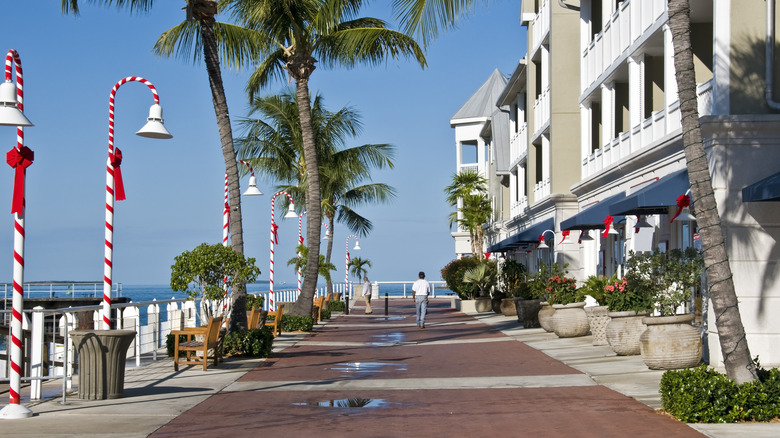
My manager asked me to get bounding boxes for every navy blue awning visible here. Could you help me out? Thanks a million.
[561,193,626,231]
[609,170,689,216]
[742,171,780,202]
[486,218,555,252]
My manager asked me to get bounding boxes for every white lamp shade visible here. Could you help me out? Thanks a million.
[243,175,263,196]
[537,240,549,249]
[323,230,330,240]
[284,203,297,218]
[136,104,173,139]
[0,81,33,126]
[674,207,697,222]
[353,242,361,251]
[579,231,594,241]
[607,223,619,235]
[635,216,653,228]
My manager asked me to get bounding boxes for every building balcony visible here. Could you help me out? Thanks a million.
[533,177,551,203]
[581,79,713,178]
[510,196,528,219]
[530,0,550,56]
[533,85,551,135]
[581,0,667,93]
[509,123,529,167]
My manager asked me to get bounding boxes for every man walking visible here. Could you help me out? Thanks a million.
[412,271,430,328]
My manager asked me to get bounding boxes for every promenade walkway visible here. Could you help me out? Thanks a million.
[2,299,778,437]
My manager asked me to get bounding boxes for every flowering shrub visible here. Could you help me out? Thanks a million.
[624,248,703,316]
[544,275,582,305]
[602,274,653,312]
[441,257,497,300]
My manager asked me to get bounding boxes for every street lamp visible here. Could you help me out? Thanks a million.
[102,77,172,330]
[345,235,361,292]
[672,190,696,222]
[0,48,34,420]
[536,230,556,249]
[239,159,263,196]
[269,191,296,311]
[295,211,330,296]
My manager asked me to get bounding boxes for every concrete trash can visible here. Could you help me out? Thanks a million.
[69,329,136,400]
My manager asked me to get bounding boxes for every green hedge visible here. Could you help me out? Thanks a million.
[281,314,314,332]
[223,328,274,357]
[660,362,780,422]
[329,300,346,312]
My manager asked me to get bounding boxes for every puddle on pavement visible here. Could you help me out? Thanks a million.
[368,332,405,346]
[292,398,390,408]
[380,316,405,321]
[329,361,408,376]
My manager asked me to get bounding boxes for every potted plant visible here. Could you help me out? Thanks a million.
[602,272,653,356]
[545,273,589,338]
[528,263,569,332]
[633,247,705,369]
[579,275,611,346]
[462,260,498,313]
[441,257,481,311]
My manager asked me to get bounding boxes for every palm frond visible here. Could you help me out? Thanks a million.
[392,0,486,48]
[317,26,427,69]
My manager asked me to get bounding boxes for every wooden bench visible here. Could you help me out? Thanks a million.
[264,304,285,337]
[313,296,325,322]
[172,316,223,371]
[248,307,268,330]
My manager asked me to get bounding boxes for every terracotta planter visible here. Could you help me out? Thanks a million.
[605,310,649,356]
[515,298,542,328]
[551,302,590,338]
[474,297,492,313]
[584,305,611,346]
[537,302,556,332]
[500,298,518,316]
[640,314,702,370]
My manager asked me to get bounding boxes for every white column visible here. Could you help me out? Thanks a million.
[663,24,679,109]
[600,82,615,147]
[580,103,590,161]
[542,134,551,181]
[628,54,645,127]
[712,0,730,115]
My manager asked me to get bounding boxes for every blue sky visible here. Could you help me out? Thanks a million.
[0,1,526,286]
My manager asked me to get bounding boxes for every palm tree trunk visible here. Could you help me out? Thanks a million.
[292,77,321,316]
[667,0,756,383]
[325,214,336,296]
[200,13,247,331]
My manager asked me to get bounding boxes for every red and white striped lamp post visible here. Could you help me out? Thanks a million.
[102,77,172,330]
[269,191,296,311]
[0,48,34,420]
[345,235,361,291]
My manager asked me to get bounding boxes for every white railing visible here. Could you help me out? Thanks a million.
[582,79,713,178]
[531,0,551,56]
[511,197,528,219]
[509,124,528,167]
[533,177,551,202]
[371,281,448,299]
[581,0,667,93]
[533,85,551,135]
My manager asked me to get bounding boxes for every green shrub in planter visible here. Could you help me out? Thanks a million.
[320,307,332,320]
[660,361,780,422]
[282,315,314,332]
[166,333,189,357]
[222,328,274,358]
[329,300,345,312]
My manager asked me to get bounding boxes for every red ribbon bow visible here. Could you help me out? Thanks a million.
[635,215,641,234]
[298,235,304,244]
[578,230,586,244]
[271,222,279,245]
[484,252,491,260]
[6,146,34,214]
[346,251,350,264]
[109,147,125,201]
[670,194,690,223]
[602,215,614,237]
[537,233,545,248]
[559,230,570,245]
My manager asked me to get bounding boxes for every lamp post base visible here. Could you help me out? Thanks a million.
[0,403,33,419]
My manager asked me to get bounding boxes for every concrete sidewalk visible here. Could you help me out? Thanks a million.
[0,299,777,437]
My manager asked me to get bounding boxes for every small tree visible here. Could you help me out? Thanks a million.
[287,244,337,283]
[170,243,260,327]
[349,257,372,280]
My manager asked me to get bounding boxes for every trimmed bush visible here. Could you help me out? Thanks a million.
[281,314,314,332]
[441,257,480,300]
[329,300,346,312]
[222,328,274,358]
[660,362,780,422]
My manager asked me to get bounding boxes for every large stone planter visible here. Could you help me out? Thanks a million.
[515,298,542,328]
[500,298,517,317]
[605,311,649,356]
[551,302,590,338]
[69,329,136,400]
[640,314,702,370]
[474,297,492,313]
[584,305,611,346]
[537,302,556,332]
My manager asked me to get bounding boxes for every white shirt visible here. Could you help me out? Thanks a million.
[362,281,372,296]
[412,278,430,296]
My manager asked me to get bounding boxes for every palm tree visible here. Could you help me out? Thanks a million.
[667,0,756,383]
[61,0,262,331]
[236,89,396,301]
[223,0,424,317]
[348,257,372,280]
[445,170,491,259]
[287,244,337,284]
